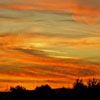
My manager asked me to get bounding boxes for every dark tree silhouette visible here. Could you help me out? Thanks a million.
[10,86,26,93]
[35,84,52,91]
[88,78,100,88]
[34,85,55,96]
[73,79,87,90]
[0,79,100,100]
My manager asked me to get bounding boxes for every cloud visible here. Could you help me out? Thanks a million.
[14,48,48,57]
[73,0,100,7]
[0,0,100,91]
[0,4,34,10]
[0,0,100,23]
[0,33,100,62]
[70,6,100,24]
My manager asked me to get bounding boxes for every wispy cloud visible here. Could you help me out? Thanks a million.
[0,0,100,91]
[0,0,100,23]
[0,34,100,84]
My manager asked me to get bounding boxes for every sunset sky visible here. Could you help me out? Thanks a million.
[0,0,100,91]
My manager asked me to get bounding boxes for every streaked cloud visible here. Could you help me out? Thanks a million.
[0,0,100,23]
[0,0,100,91]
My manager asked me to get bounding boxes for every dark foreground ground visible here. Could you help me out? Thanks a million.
[0,79,100,100]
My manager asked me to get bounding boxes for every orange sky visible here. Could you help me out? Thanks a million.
[0,0,100,23]
[0,34,100,91]
[0,0,100,91]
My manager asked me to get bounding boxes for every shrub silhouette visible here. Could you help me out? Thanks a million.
[34,85,55,96]
[73,79,87,90]
[88,78,100,88]
[0,79,100,100]
[10,86,26,93]
[35,84,52,91]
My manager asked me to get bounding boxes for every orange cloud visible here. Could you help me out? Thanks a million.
[0,4,34,10]
[0,0,100,23]
[0,33,100,91]
[69,6,100,24]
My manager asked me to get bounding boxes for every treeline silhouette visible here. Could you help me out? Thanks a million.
[0,79,100,100]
